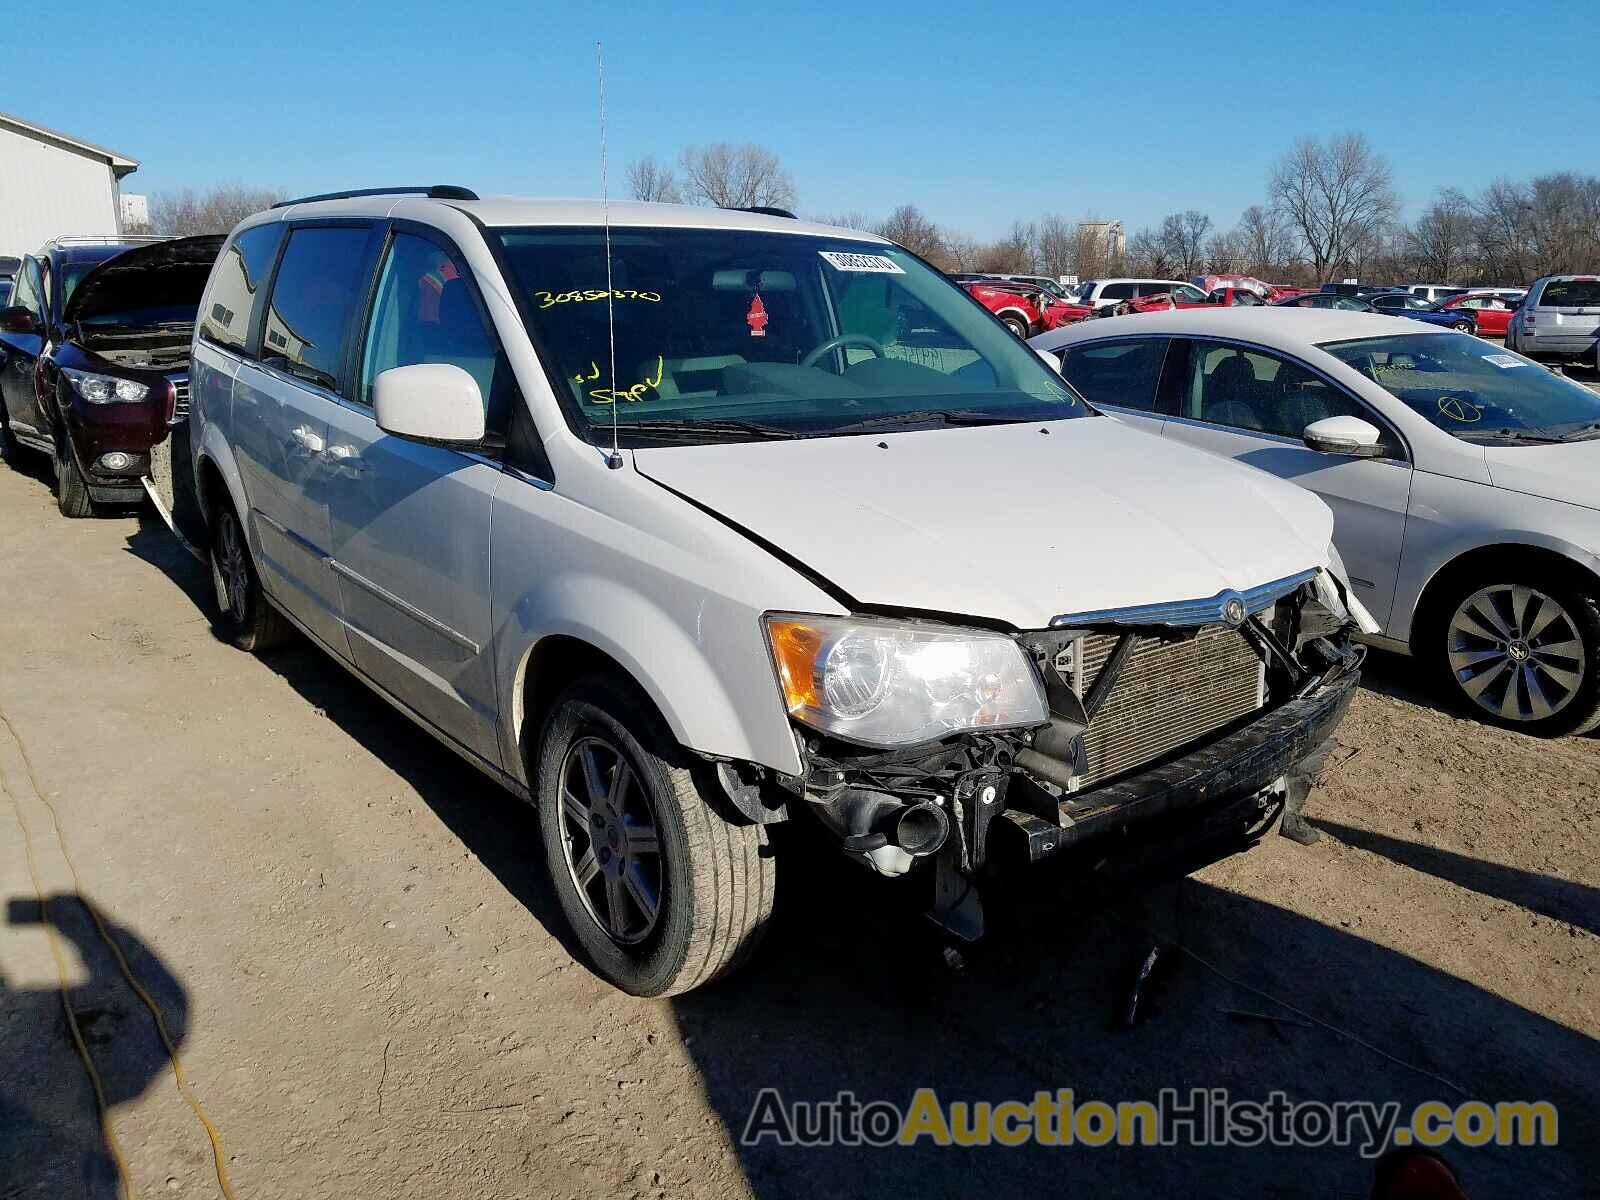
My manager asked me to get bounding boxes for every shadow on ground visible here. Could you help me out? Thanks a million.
[0,895,188,1199]
[121,522,1597,1198]
[668,849,1595,1198]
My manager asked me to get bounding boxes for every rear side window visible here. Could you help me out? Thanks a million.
[1537,279,1600,308]
[1059,338,1168,411]
[1101,282,1135,300]
[199,224,284,355]
[260,226,375,390]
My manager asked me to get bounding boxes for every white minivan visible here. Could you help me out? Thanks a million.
[189,189,1368,995]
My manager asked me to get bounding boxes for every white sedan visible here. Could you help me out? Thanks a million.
[1033,308,1600,736]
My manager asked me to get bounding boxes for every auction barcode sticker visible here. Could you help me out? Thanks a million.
[1481,353,1525,369]
[819,251,904,274]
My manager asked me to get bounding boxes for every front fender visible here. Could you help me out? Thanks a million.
[496,571,804,785]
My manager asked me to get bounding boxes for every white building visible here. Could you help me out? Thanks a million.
[1078,219,1126,260]
[120,193,149,230]
[0,111,139,258]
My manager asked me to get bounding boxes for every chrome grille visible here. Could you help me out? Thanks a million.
[1073,624,1264,789]
[169,376,191,424]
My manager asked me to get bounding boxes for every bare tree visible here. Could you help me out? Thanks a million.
[678,143,797,210]
[1203,230,1247,274]
[1269,133,1398,280]
[941,230,981,271]
[975,222,1037,274]
[1158,210,1212,277]
[876,204,946,260]
[1125,227,1175,278]
[150,184,287,236]
[1406,189,1477,282]
[1235,204,1294,278]
[1034,214,1075,279]
[625,156,682,203]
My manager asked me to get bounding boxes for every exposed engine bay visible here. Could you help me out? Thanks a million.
[76,328,192,372]
[741,570,1366,940]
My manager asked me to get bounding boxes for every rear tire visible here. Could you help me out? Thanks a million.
[54,440,98,519]
[210,501,293,651]
[1422,567,1600,737]
[535,675,775,996]
[1453,321,1474,335]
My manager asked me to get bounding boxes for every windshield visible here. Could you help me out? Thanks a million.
[1321,332,1600,442]
[492,227,1084,443]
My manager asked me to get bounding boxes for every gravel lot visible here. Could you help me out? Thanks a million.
[0,449,1595,1199]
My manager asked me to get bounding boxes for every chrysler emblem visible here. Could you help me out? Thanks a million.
[1222,594,1248,627]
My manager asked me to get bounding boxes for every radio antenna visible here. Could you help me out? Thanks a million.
[597,41,623,470]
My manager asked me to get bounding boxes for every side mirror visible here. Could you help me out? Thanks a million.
[0,305,39,334]
[1304,415,1385,458]
[373,363,486,447]
[1035,347,1063,373]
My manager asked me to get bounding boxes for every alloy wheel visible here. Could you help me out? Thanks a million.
[1447,584,1587,722]
[557,735,663,945]
[214,511,251,619]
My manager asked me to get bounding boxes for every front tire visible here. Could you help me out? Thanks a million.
[1453,321,1474,336]
[54,440,98,519]
[536,676,775,996]
[1426,572,1600,736]
[210,501,293,651]
[1001,315,1029,339]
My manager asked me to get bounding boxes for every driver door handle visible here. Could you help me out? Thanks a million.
[290,424,325,453]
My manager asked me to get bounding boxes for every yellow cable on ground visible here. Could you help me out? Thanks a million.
[0,704,238,1200]
[4,769,136,1200]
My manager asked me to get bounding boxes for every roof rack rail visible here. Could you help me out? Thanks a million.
[726,206,797,219]
[45,234,169,248]
[271,185,479,209]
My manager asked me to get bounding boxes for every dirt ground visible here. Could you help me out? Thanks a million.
[0,450,1595,1200]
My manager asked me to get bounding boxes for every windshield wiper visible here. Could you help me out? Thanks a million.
[824,408,1035,434]
[1558,421,1600,442]
[618,417,801,442]
[1458,428,1563,445]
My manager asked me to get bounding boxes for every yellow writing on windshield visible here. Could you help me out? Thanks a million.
[589,356,664,405]
[536,288,662,309]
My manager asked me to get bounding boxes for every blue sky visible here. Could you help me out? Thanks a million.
[8,2,1597,240]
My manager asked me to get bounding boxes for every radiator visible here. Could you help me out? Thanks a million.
[1071,624,1265,790]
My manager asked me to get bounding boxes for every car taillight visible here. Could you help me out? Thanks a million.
[1524,311,1536,326]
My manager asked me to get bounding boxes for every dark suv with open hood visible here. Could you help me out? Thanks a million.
[0,234,222,516]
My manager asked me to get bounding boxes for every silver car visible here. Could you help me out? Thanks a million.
[1034,308,1600,736]
[184,191,1368,995]
[1506,274,1600,368]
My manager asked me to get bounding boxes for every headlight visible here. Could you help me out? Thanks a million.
[764,614,1048,747]
[63,368,149,404]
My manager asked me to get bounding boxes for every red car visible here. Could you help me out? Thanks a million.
[1441,292,1518,338]
[959,281,1089,336]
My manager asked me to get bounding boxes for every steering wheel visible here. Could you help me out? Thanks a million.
[800,333,888,370]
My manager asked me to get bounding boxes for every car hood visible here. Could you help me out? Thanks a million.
[1484,439,1600,512]
[633,416,1335,628]
[62,235,225,326]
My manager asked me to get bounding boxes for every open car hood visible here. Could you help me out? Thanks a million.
[62,235,225,326]
[634,416,1336,629]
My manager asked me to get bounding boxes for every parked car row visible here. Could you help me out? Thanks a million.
[1032,307,1600,737]
[3,191,1378,997]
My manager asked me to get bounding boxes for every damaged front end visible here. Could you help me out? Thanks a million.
[759,568,1365,940]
